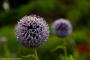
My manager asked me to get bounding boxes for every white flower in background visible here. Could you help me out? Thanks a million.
[0,36,8,44]
[2,0,10,12]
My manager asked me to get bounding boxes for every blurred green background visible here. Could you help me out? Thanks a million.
[0,0,90,60]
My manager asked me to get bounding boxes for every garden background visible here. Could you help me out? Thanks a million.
[0,0,90,60]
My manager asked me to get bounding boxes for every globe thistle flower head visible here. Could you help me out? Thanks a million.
[15,15,49,48]
[52,18,72,37]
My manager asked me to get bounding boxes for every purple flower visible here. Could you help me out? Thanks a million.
[15,15,49,48]
[52,18,72,37]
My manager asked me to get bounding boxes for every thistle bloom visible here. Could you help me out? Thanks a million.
[51,18,72,37]
[15,15,49,48]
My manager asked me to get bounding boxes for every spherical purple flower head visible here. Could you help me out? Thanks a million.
[52,18,72,37]
[15,15,49,48]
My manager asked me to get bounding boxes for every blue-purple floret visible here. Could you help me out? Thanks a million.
[15,15,49,48]
[52,18,72,37]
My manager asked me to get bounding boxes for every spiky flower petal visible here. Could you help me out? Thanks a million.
[15,15,49,48]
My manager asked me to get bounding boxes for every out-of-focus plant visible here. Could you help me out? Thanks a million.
[51,18,72,60]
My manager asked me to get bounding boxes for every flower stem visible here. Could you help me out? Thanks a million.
[63,38,67,60]
[33,48,39,60]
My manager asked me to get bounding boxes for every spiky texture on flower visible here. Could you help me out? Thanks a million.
[15,15,49,48]
[51,18,72,37]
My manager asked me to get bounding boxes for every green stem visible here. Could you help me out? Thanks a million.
[63,38,67,60]
[33,48,39,60]
[22,48,39,60]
